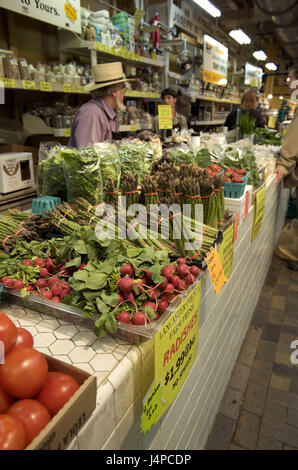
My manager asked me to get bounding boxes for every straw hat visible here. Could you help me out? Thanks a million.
[85,62,135,92]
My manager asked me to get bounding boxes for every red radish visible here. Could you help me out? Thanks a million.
[160,293,172,301]
[123,292,135,303]
[25,285,34,292]
[35,279,47,289]
[176,264,190,278]
[47,278,59,288]
[177,258,187,264]
[170,275,181,288]
[162,265,176,280]
[117,294,124,305]
[60,288,70,300]
[33,258,45,267]
[120,264,134,277]
[2,277,14,288]
[51,296,61,302]
[190,266,200,277]
[119,277,134,294]
[45,258,56,273]
[51,285,62,297]
[21,260,33,266]
[61,281,70,290]
[40,288,52,299]
[147,288,161,300]
[185,274,195,285]
[39,268,49,278]
[144,302,157,312]
[158,300,169,313]
[158,277,168,290]
[177,279,186,291]
[141,269,152,281]
[79,264,87,270]
[164,283,175,294]
[13,280,24,290]
[132,312,147,325]
[116,312,131,323]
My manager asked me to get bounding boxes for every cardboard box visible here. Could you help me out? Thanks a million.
[224,185,253,226]
[26,355,97,450]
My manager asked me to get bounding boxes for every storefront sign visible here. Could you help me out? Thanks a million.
[245,63,263,90]
[158,105,173,130]
[203,35,228,86]
[205,244,229,296]
[1,0,81,34]
[251,184,266,241]
[141,280,202,434]
[219,223,235,279]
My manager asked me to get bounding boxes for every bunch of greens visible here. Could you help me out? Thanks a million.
[118,139,154,182]
[254,128,282,146]
[239,112,256,136]
[164,143,196,166]
[195,148,211,168]
[39,147,67,200]
[94,142,121,190]
[62,147,103,205]
[221,146,261,189]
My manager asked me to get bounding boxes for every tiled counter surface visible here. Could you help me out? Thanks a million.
[0,176,290,450]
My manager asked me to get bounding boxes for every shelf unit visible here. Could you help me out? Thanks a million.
[191,120,225,126]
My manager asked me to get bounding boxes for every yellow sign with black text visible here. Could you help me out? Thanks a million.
[141,280,202,434]
[219,223,235,279]
[206,244,229,296]
[251,184,266,241]
[158,105,173,130]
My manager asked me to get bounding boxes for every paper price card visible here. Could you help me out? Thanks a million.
[40,81,52,92]
[63,84,72,93]
[251,184,266,242]
[2,78,15,88]
[64,128,71,138]
[22,80,36,90]
[219,223,235,279]
[158,105,173,130]
[206,244,229,296]
[141,280,202,434]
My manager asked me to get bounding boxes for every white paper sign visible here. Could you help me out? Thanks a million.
[0,0,81,34]
[203,35,228,87]
[245,63,263,89]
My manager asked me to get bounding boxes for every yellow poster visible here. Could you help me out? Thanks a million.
[158,105,173,130]
[141,280,202,433]
[203,35,228,86]
[251,184,266,241]
[206,244,229,296]
[219,223,235,279]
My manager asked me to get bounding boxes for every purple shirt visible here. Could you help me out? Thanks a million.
[68,97,119,148]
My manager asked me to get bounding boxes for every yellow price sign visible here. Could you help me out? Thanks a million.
[205,244,229,296]
[219,223,235,279]
[22,80,36,90]
[40,81,53,92]
[130,125,137,132]
[251,184,266,241]
[141,281,202,434]
[63,84,72,93]
[64,128,71,138]
[64,3,77,22]
[72,86,84,94]
[268,116,277,129]
[2,78,15,88]
[158,105,173,130]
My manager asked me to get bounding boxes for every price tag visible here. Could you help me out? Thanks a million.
[268,116,277,129]
[72,86,84,94]
[130,125,137,132]
[2,78,15,88]
[64,128,71,138]
[233,212,239,241]
[40,81,52,92]
[219,223,235,279]
[131,67,136,76]
[205,245,229,296]
[64,3,77,22]
[63,84,72,93]
[251,184,266,241]
[158,105,173,130]
[141,281,202,434]
[22,80,36,90]
[244,190,250,220]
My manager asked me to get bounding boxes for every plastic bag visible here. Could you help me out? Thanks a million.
[276,219,298,262]
[61,147,103,205]
[118,139,154,185]
[38,142,67,200]
[93,142,121,190]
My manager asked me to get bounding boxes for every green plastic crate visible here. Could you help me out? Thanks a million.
[32,196,61,215]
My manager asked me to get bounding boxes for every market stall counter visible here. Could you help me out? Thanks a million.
[0,174,289,450]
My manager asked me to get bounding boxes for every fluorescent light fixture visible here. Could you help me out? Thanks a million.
[193,0,221,18]
[268,94,273,100]
[265,62,277,71]
[252,50,267,61]
[229,29,251,45]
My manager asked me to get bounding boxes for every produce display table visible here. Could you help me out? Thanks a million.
[0,176,289,450]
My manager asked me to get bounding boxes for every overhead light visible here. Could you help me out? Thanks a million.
[252,50,267,61]
[287,77,291,82]
[229,29,251,45]
[265,62,277,71]
[279,96,284,100]
[268,94,273,100]
[193,0,221,17]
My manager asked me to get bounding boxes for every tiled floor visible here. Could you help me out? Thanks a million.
[205,255,298,450]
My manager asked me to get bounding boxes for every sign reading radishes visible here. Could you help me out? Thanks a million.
[1,0,81,34]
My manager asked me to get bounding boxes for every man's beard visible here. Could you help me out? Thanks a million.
[116,97,126,113]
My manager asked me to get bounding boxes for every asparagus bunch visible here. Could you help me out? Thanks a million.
[103,179,119,207]
[120,173,140,207]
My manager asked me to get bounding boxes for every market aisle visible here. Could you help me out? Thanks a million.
[205,255,298,450]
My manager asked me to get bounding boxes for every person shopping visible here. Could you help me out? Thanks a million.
[275,66,298,271]
[153,88,188,140]
[224,89,265,131]
[69,62,134,148]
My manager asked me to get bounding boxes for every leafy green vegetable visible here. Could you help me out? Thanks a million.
[254,128,282,146]
[118,140,155,184]
[239,112,256,136]
[94,142,121,190]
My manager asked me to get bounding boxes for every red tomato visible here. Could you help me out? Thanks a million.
[0,414,26,450]
[0,312,17,355]
[0,348,48,398]
[8,399,51,446]
[13,328,34,350]
[37,372,80,416]
[0,383,15,413]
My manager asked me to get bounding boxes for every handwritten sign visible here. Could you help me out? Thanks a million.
[141,280,202,434]
[205,244,229,296]
[219,223,235,279]
[63,84,72,93]
[2,78,15,88]
[158,105,173,130]
[22,80,36,90]
[40,81,53,92]
[251,184,266,241]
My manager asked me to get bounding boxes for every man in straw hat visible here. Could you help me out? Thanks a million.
[69,62,134,147]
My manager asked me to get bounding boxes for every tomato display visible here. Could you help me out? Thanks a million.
[0,414,26,450]
[37,372,80,416]
[13,328,34,351]
[0,312,17,355]
[0,383,15,413]
[0,348,48,398]
[8,399,51,446]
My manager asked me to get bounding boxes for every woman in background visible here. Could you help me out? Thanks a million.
[224,89,265,131]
